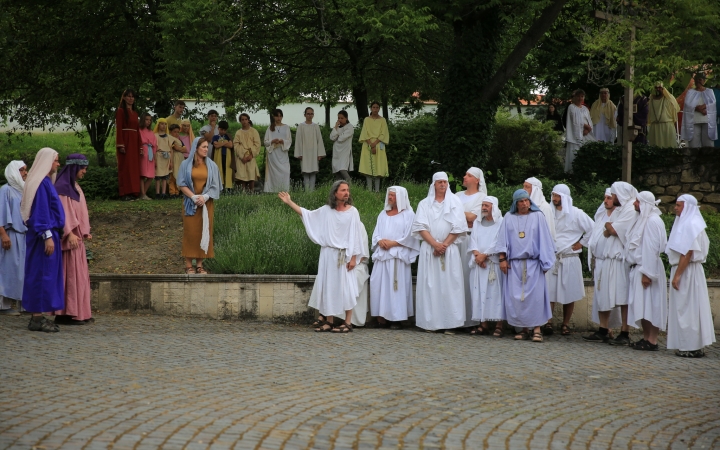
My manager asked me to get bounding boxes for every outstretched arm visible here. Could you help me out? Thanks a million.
[278,192,302,216]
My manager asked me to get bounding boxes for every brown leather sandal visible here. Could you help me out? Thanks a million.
[195,266,208,274]
[185,266,196,274]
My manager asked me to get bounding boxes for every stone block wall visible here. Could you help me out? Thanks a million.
[634,147,719,213]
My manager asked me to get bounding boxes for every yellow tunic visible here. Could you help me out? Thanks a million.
[648,96,679,148]
[358,116,389,177]
[154,134,177,177]
[233,127,262,182]
[165,115,183,130]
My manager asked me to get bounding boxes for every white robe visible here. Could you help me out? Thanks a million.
[467,217,504,321]
[565,104,592,172]
[588,210,622,327]
[536,200,556,240]
[681,89,718,142]
[592,104,616,143]
[666,231,716,350]
[626,214,668,330]
[330,124,355,173]
[546,206,593,305]
[294,122,325,174]
[597,205,638,310]
[370,210,420,322]
[456,191,484,327]
[412,197,468,330]
[301,205,365,316]
[263,125,292,192]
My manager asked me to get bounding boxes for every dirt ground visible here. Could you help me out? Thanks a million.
[86,201,185,274]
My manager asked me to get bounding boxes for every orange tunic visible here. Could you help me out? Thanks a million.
[182,164,214,258]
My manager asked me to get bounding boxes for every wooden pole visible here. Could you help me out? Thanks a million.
[622,25,635,183]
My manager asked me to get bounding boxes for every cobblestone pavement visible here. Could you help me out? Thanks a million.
[1,314,719,450]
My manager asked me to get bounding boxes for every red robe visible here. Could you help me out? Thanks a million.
[115,108,142,196]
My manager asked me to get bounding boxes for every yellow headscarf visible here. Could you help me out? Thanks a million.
[650,82,680,123]
[590,90,617,128]
[153,117,168,134]
[180,119,196,141]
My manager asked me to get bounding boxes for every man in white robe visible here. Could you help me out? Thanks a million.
[467,196,505,336]
[456,167,486,330]
[665,194,715,358]
[498,189,556,343]
[587,188,621,337]
[565,89,593,173]
[583,181,638,345]
[293,108,326,191]
[278,180,364,333]
[546,184,594,335]
[411,172,468,333]
[681,72,717,148]
[589,88,617,143]
[0,161,28,315]
[370,186,420,329]
[626,191,667,351]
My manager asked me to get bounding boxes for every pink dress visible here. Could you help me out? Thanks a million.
[179,135,191,158]
[55,184,92,321]
[139,128,157,178]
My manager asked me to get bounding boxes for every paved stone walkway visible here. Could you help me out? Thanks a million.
[1,314,719,450]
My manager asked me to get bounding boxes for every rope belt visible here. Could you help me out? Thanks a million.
[393,259,398,291]
[552,252,579,275]
[510,257,538,301]
[336,248,347,268]
[487,259,497,283]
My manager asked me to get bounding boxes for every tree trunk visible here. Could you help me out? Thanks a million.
[435,8,504,180]
[353,82,369,120]
[325,102,331,128]
[85,119,112,167]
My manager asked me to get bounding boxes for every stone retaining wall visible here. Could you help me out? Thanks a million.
[634,147,719,213]
[90,274,720,331]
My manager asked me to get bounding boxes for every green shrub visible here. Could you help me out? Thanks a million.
[78,166,119,200]
[571,142,683,186]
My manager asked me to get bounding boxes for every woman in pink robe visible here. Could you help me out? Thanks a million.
[138,112,157,200]
[54,154,93,325]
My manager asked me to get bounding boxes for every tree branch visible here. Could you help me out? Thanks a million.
[478,0,570,104]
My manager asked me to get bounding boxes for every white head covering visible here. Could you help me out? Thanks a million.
[385,186,413,213]
[525,177,548,206]
[466,167,487,194]
[666,194,707,255]
[627,191,662,254]
[427,172,449,199]
[20,148,58,222]
[594,187,612,220]
[481,195,502,222]
[4,160,26,193]
[610,181,637,209]
[551,184,574,222]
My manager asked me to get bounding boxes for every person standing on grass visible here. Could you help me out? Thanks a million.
[358,101,389,192]
[178,138,221,275]
[545,184,593,336]
[168,124,187,199]
[279,181,365,334]
[53,154,93,326]
[233,113,261,193]
[211,120,234,190]
[369,186,420,329]
[294,107,326,192]
[497,189,556,343]
[115,89,142,201]
[264,109,292,193]
[0,161,28,316]
[626,191,667,351]
[179,120,195,159]
[665,194,715,358]
[199,109,220,146]
[138,113,157,200]
[153,118,174,199]
[412,172,468,334]
[330,110,354,182]
[467,196,505,337]
[20,148,64,332]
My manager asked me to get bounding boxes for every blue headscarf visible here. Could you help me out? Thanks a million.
[177,137,222,216]
[509,188,541,214]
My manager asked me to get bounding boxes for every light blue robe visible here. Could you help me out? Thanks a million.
[497,211,556,328]
[0,184,27,301]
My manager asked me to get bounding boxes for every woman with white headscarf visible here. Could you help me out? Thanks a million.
[467,196,505,336]
[665,194,715,358]
[412,172,468,332]
[21,148,64,332]
[177,137,222,274]
[523,177,555,239]
[0,161,28,315]
[370,186,420,328]
[625,191,667,351]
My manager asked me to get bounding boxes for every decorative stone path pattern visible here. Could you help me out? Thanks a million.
[1,314,719,450]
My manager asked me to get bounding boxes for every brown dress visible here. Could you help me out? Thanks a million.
[182,164,214,258]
